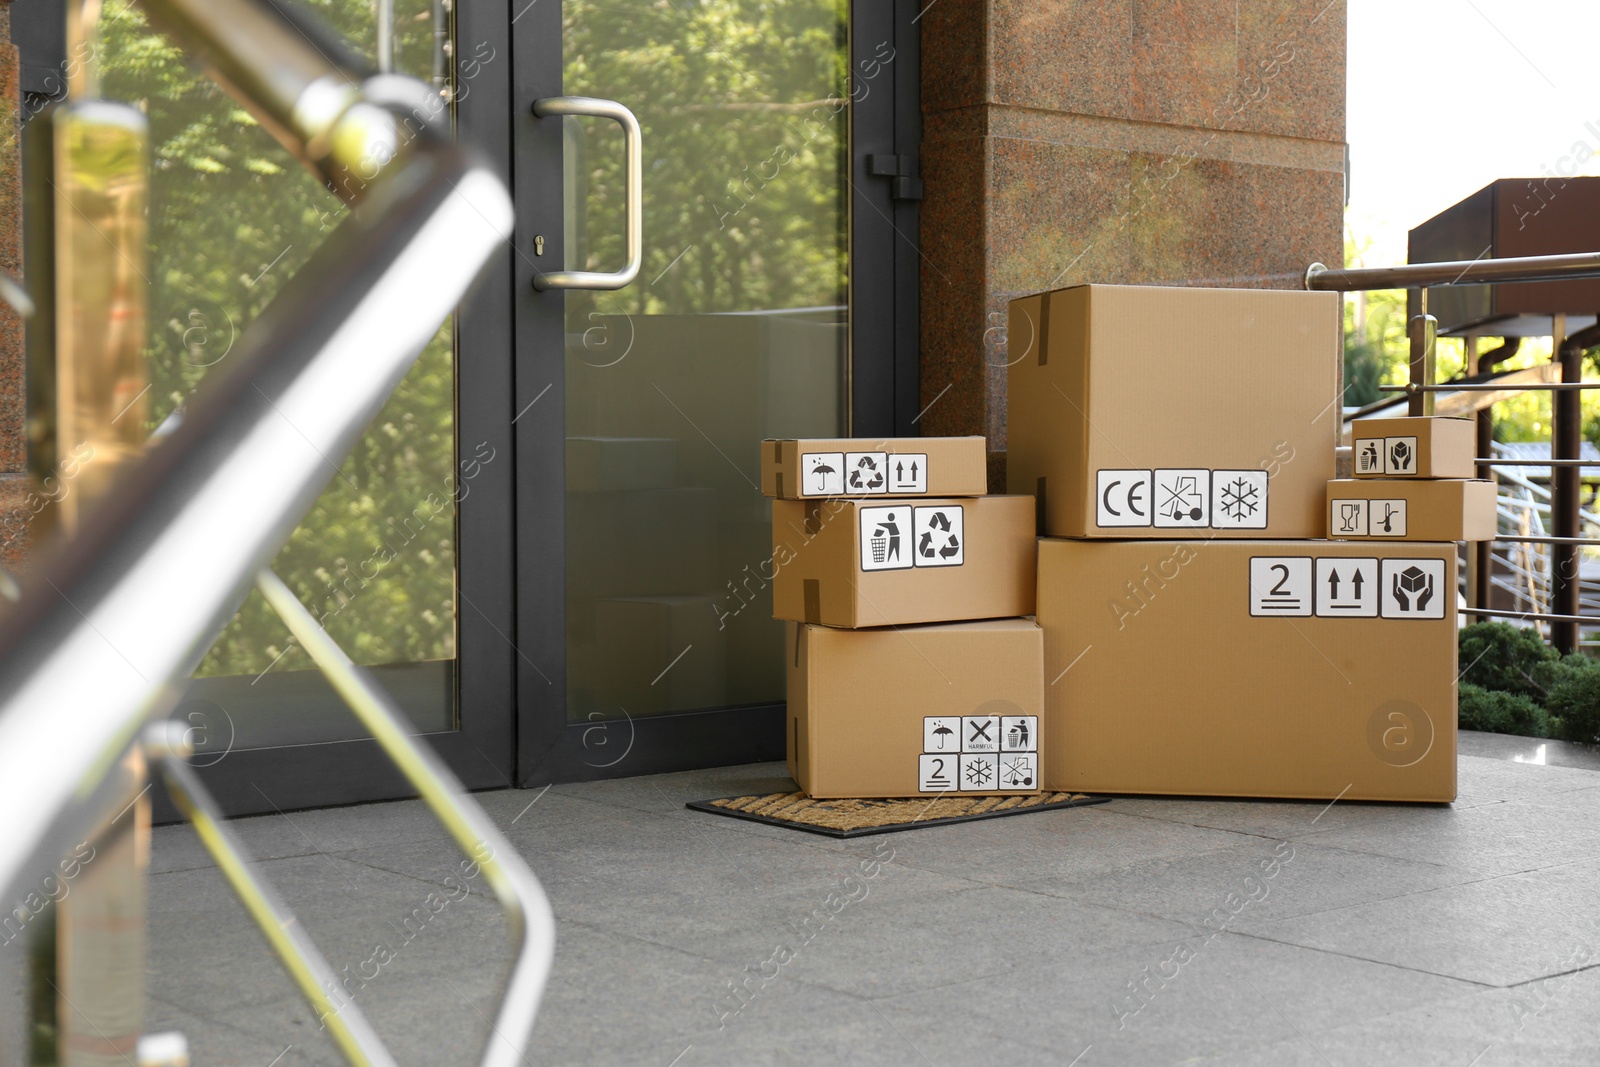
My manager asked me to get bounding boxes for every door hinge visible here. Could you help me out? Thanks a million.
[867,152,923,202]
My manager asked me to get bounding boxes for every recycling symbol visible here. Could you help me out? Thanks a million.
[848,454,885,492]
[912,506,963,566]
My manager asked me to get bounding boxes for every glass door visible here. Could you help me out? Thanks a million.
[95,0,518,813]
[512,0,921,782]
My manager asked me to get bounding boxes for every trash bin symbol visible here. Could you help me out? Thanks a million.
[870,534,888,563]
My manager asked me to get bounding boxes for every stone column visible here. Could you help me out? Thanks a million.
[918,0,1347,488]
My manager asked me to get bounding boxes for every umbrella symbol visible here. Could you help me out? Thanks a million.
[931,723,954,750]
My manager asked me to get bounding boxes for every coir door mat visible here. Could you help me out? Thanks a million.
[686,791,1109,838]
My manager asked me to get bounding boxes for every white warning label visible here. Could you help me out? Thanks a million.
[845,452,889,494]
[1154,469,1211,528]
[888,453,928,493]
[923,716,961,754]
[1212,470,1269,529]
[1368,500,1406,537]
[1000,716,1037,752]
[1249,557,1313,617]
[1384,437,1419,476]
[1354,439,1384,475]
[959,753,999,790]
[921,711,1037,793]
[1314,558,1379,617]
[859,505,912,571]
[1096,469,1153,527]
[1330,498,1368,537]
[800,452,844,497]
[919,753,958,792]
[1380,559,1446,619]
[913,505,964,567]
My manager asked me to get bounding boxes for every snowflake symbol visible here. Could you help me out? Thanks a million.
[964,759,994,787]
[1220,477,1259,521]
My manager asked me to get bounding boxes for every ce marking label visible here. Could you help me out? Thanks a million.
[1096,469,1153,527]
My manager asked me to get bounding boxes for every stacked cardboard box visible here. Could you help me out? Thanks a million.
[1009,284,1477,803]
[1330,416,1497,542]
[763,438,1044,798]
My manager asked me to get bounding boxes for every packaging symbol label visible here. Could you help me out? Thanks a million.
[1212,470,1269,529]
[1249,557,1313,617]
[1369,499,1406,537]
[1354,439,1384,475]
[1331,498,1369,536]
[960,753,999,789]
[859,506,913,571]
[799,452,845,497]
[962,715,999,752]
[999,753,1036,788]
[1385,437,1419,475]
[1000,716,1037,751]
[845,452,888,494]
[889,453,928,493]
[912,506,964,567]
[1313,558,1379,617]
[922,714,1037,793]
[1380,559,1446,619]
[919,753,958,791]
[1154,469,1211,527]
[1096,469,1153,527]
[924,716,961,753]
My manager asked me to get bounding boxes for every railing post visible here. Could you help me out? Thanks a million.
[1407,287,1437,417]
[1466,336,1493,613]
[1552,313,1580,653]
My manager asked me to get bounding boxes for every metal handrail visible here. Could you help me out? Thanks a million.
[1305,251,1600,292]
[0,0,554,1063]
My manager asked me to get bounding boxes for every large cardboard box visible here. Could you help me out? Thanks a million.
[1327,478,1497,541]
[1037,539,1457,802]
[788,619,1043,798]
[1007,285,1340,539]
[1350,417,1476,479]
[761,437,988,499]
[771,495,1036,627]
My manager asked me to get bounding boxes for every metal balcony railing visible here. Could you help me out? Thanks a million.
[0,1,553,1064]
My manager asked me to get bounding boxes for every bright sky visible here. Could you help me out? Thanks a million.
[1346,0,1600,268]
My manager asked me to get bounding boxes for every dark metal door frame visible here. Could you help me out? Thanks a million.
[511,0,923,786]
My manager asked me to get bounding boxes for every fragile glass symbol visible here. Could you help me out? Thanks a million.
[1338,502,1363,532]
[1161,476,1203,521]
[1219,476,1260,521]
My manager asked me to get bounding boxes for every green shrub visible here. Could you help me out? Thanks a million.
[1458,683,1553,737]
[1458,622,1560,702]
[1541,654,1600,744]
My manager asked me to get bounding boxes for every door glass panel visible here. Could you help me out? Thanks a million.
[98,0,459,753]
[563,1,850,722]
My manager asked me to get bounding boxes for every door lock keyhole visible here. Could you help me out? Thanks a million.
[534,235,545,256]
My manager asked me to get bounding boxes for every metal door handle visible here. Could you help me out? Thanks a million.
[530,96,641,290]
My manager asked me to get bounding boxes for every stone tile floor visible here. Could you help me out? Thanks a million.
[147,732,1600,1066]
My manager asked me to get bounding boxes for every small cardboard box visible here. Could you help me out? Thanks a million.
[788,619,1043,798]
[771,495,1036,627]
[1007,284,1340,539]
[1037,539,1457,802]
[1327,478,1497,541]
[761,437,988,499]
[1350,417,1476,479]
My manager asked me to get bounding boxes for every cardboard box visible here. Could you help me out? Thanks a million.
[771,495,1036,627]
[1006,284,1340,539]
[1037,539,1457,802]
[788,619,1043,798]
[1327,479,1497,541]
[1350,417,1476,479]
[761,437,988,499]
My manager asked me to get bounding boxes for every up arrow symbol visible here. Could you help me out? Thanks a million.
[1328,568,1340,598]
[1352,569,1364,597]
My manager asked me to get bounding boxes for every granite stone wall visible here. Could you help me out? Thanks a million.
[0,1,26,571]
[917,0,1347,488]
